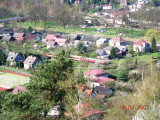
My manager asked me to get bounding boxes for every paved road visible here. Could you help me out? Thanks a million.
[0,17,24,23]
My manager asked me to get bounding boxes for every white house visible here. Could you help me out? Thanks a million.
[96,38,108,47]
[24,56,41,69]
[47,41,58,49]
[55,38,69,46]
[109,37,126,47]
[133,39,150,52]
[6,52,24,66]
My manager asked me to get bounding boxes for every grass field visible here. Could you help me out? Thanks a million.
[0,71,30,88]
[14,22,147,38]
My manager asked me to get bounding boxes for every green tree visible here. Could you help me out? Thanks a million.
[110,47,116,59]
[117,70,128,82]
[27,26,33,33]
[145,29,160,42]
[89,52,96,58]
[2,50,75,119]
[0,49,5,65]
[151,37,157,52]
[6,61,10,67]
[76,43,87,54]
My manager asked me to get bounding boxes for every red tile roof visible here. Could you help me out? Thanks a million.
[17,37,24,42]
[75,0,80,4]
[24,56,37,65]
[95,77,115,84]
[84,69,106,76]
[13,33,24,38]
[12,86,27,94]
[73,103,101,118]
[0,87,8,91]
[133,39,147,46]
[45,34,60,41]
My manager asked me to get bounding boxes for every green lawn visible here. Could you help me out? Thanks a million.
[15,21,147,38]
[0,72,30,88]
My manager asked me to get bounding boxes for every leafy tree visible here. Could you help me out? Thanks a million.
[110,47,116,59]
[6,61,10,67]
[89,52,96,58]
[0,49,5,65]
[145,29,160,42]
[2,50,75,119]
[76,43,87,54]
[151,37,157,52]
[117,70,128,82]
[27,26,33,33]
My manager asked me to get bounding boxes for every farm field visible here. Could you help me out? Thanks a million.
[0,71,30,89]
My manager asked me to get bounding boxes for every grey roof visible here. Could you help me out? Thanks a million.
[2,36,14,41]
[94,86,111,95]
[104,46,112,51]
[95,49,107,56]
[7,52,19,61]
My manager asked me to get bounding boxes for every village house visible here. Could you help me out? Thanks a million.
[103,4,113,10]
[84,69,108,79]
[95,49,109,59]
[109,36,126,47]
[133,39,150,52]
[24,56,41,69]
[72,103,102,120]
[119,0,128,6]
[47,41,59,49]
[6,52,24,66]
[90,77,115,88]
[55,38,69,46]
[45,34,61,41]
[96,38,108,47]
[2,36,15,42]
[94,86,113,96]
[13,33,25,39]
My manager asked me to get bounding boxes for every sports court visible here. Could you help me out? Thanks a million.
[0,71,30,89]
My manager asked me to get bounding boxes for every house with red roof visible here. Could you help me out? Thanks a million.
[103,4,113,10]
[13,33,25,39]
[90,77,115,88]
[133,39,150,52]
[12,86,27,94]
[17,37,24,43]
[24,56,41,69]
[55,38,69,46]
[47,41,59,49]
[84,69,108,79]
[109,36,126,47]
[45,34,61,41]
[72,103,102,119]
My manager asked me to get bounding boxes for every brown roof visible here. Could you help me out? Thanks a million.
[24,56,37,65]
[25,33,37,40]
